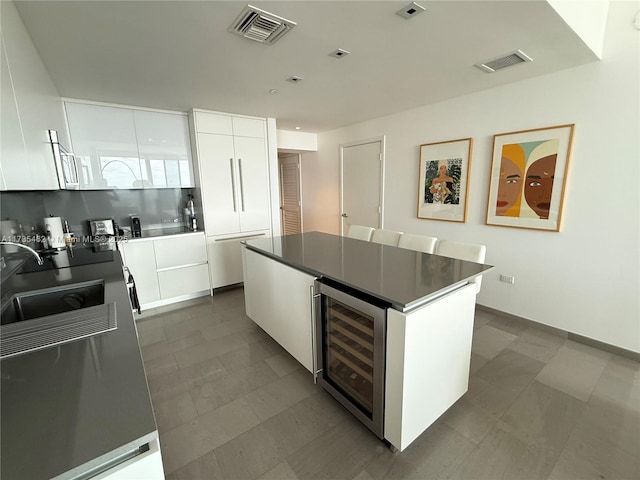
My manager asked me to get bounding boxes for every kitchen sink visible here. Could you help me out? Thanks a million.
[0,280,117,359]
[1,280,105,326]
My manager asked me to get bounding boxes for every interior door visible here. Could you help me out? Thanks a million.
[341,139,384,235]
[279,154,302,235]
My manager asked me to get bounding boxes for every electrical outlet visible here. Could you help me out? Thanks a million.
[499,274,515,284]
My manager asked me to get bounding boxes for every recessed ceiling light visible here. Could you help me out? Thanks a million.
[396,2,426,20]
[268,89,279,94]
[295,126,301,130]
[287,76,304,83]
[329,48,350,59]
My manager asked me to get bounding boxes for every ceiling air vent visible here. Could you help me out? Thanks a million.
[476,50,533,73]
[230,5,296,45]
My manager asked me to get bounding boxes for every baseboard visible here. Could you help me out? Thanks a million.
[476,304,639,362]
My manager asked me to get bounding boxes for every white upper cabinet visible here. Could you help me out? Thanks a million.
[0,2,67,191]
[232,116,265,138]
[66,103,142,189]
[134,110,194,188]
[65,102,194,190]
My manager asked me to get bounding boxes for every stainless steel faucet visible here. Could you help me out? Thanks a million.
[0,242,44,265]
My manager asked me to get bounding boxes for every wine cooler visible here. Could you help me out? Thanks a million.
[314,279,388,438]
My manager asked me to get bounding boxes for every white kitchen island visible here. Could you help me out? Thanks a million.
[242,232,492,452]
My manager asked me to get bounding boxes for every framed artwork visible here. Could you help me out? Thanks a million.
[486,124,575,231]
[417,137,473,223]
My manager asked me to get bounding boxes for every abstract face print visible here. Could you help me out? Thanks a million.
[495,139,559,219]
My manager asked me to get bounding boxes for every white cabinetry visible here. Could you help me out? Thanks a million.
[64,101,194,189]
[154,234,209,299]
[385,284,476,452]
[119,240,161,305]
[66,103,142,189]
[207,230,269,288]
[191,109,274,289]
[193,112,270,235]
[120,233,210,309]
[0,1,67,191]
[242,247,315,371]
[134,110,194,188]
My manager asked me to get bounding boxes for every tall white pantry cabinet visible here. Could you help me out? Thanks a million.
[189,110,277,289]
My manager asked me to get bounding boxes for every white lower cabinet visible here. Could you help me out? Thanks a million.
[242,247,315,372]
[158,264,210,299]
[120,233,210,309]
[119,241,161,306]
[207,230,269,288]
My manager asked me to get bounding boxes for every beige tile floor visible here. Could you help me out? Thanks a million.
[135,288,640,480]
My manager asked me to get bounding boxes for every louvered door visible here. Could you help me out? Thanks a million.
[279,154,301,235]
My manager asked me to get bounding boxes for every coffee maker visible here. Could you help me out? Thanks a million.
[89,219,117,251]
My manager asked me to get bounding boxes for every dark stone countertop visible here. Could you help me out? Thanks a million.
[0,246,157,480]
[244,231,494,312]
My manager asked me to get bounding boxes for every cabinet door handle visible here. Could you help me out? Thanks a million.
[229,158,237,212]
[238,158,245,212]
[68,153,80,185]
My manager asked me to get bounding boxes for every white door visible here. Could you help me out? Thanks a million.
[279,154,302,235]
[341,138,384,235]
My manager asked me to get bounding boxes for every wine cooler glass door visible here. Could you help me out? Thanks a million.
[325,297,375,415]
[315,281,387,438]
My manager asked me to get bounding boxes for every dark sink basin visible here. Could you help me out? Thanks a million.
[1,281,105,326]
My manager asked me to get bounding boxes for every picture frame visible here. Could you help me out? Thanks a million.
[417,137,473,223]
[486,124,575,232]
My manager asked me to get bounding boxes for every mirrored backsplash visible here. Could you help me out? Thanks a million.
[0,188,198,238]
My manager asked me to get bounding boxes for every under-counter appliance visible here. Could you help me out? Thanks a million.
[49,129,79,190]
[314,279,389,439]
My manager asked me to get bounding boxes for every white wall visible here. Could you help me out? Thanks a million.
[302,2,639,352]
[277,129,318,152]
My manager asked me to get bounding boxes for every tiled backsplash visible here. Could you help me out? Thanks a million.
[0,188,197,237]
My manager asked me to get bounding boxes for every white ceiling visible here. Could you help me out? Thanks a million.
[15,1,599,132]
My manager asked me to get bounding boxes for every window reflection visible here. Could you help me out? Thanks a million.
[100,156,142,188]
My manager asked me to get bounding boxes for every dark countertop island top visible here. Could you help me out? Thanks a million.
[0,246,157,480]
[244,231,493,312]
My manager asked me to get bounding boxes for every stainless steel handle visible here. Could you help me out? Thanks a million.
[50,129,80,189]
[214,232,266,242]
[310,284,322,384]
[310,285,317,384]
[238,158,245,212]
[68,153,80,185]
[229,158,237,212]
